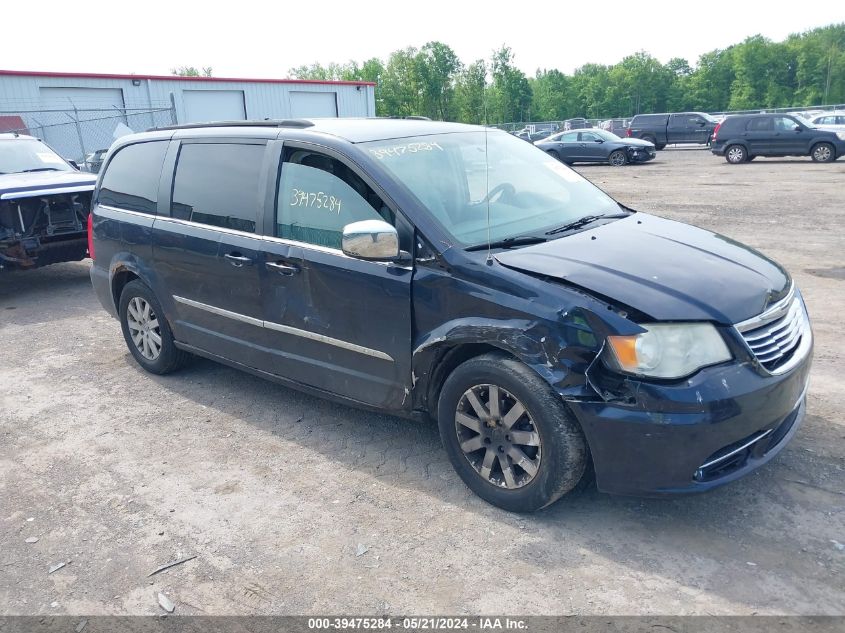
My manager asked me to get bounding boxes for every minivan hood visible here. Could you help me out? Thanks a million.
[495,214,789,324]
[0,170,96,200]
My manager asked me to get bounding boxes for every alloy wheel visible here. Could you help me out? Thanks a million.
[455,384,541,489]
[813,145,832,162]
[727,146,745,163]
[125,296,162,361]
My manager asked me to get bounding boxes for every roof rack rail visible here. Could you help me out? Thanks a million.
[148,119,315,132]
[386,115,432,121]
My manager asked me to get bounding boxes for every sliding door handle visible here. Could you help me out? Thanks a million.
[266,261,300,276]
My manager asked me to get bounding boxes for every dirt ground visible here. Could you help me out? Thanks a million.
[1,148,843,616]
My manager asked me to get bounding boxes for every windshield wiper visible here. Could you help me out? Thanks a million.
[19,167,62,173]
[465,235,548,251]
[545,212,629,236]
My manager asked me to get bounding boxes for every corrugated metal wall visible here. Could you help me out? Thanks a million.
[0,72,375,158]
[0,73,375,118]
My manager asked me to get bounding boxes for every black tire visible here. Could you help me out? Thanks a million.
[725,144,747,164]
[642,134,657,147]
[655,143,666,151]
[437,352,587,512]
[608,149,627,166]
[811,142,835,163]
[119,280,191,375]
[546,149,562,162]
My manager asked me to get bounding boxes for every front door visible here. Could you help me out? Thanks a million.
[259,143,413,410]
[152,140,270,366]
[771,116,809,154]
[578,131,607,161]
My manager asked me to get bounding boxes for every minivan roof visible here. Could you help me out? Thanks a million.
[151,118,484,144]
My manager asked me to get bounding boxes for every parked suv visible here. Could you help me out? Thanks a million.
[711,114,845,163]
[627,112,718,149]
[90,119,812,512]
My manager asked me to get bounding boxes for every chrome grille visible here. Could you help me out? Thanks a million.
[736,289,807,373]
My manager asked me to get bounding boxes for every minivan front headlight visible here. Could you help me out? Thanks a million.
[604,323,732,379]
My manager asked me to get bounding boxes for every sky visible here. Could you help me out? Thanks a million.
[3,0,845,78]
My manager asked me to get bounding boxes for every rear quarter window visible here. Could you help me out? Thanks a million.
[98,141,168,214]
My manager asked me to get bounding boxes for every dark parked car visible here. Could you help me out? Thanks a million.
[0,133,96,270]
[535,128,656,165]
[711,114,845,163]
[627,112,718,149]
[90,118,812,512]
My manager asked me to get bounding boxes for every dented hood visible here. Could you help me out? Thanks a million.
[0,170,96,200]
[495,213,789,324]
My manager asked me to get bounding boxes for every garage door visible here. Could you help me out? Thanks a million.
[39,86,125,111]
[182,90,246,124]
[38,87,127,159]
[290,91,338,118]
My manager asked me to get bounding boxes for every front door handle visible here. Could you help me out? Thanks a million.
[224,253,253,267]
[266,261,300,276]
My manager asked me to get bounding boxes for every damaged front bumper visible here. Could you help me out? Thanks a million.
[565,351,813,496]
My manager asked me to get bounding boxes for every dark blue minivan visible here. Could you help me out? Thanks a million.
[89,119,813,512]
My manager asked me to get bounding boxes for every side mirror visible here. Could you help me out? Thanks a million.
[342,219,400,261]
[68,160,80,170]
[793,125,802,132]
[595,138,604,143]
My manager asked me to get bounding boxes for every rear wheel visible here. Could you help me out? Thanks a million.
[811,142,834,163]
[642,134,657,147]
[608,150,627,166]
[725,144,747,164]
[546,149,562,162]
[119,280,190,374]
[437,353,587,512]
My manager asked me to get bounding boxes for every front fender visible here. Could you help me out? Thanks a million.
[411,310,626,411]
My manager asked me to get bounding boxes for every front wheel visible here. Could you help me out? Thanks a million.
[119,280,191,374]
[811,142,835,163]
[437,353,587,512]
[725,144,747,164]
[608,150,627,166]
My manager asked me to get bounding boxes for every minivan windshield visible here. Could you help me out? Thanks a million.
[0,138,73,175]
[363,131,622,247]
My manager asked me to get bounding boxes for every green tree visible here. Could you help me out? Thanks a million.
[455,60,488,124]
[686,48,736,111]
[379,47,423,116]
[415,42,462,120]
[489,46,532,123]
[171,66,212,77]
[530,69,573,120]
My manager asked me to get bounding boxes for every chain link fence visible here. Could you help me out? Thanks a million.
[496,104,845,135]
[0,105,176,169]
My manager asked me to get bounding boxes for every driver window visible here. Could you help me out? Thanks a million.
[276,150,392,250]
[774,117,796,131]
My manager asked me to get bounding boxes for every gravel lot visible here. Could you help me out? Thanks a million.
[2,148,844,616]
